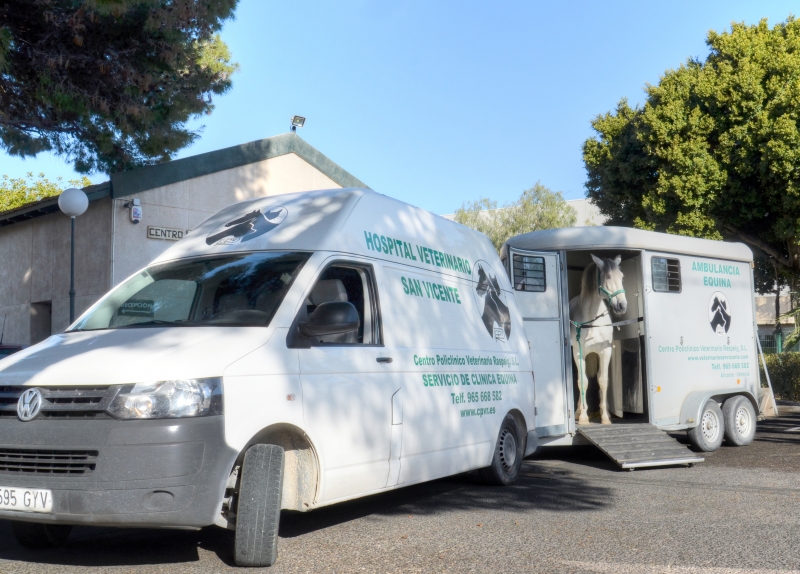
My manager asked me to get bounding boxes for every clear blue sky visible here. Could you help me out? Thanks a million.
[0,0,797,214]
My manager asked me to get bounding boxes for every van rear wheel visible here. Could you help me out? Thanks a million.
[723,395,756,446]
[687,400,724,452]
[234,444,285,567]
[479,414,525,486]
[11,521,72,549]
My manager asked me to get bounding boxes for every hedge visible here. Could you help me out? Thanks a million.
[760,352,800,402]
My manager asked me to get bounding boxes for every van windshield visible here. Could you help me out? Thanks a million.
[70,252,310,331]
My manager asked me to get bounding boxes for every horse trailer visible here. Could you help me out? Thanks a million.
[502,226,776,469]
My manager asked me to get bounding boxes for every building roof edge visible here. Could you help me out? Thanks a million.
[0,181,111,229]
[110,132,369,198]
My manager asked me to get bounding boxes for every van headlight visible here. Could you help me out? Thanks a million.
[107,378,223,419]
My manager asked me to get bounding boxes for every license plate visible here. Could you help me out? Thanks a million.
[0,487,53,513]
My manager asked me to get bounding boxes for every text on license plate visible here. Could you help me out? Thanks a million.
[0,487,53,513]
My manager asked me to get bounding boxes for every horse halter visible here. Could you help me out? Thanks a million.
[597,269,625,308]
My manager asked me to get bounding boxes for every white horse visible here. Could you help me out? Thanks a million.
[569,254,628,425]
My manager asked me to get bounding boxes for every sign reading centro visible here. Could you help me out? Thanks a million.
[147,226,185,241]
[363,231,472,275]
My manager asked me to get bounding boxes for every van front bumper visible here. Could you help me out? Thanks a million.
[0,416,238,529]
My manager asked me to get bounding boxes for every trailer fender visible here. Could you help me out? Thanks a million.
[680,390,758,428]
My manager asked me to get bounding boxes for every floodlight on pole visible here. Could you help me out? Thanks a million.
[58,187,89,324]
[290,115,306,133]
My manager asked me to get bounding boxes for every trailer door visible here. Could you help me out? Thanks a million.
[509,248,571,436]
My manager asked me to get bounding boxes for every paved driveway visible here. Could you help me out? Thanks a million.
[1,410,799,573]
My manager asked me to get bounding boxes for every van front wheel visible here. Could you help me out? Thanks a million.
[234,444,285,567]
[479,414,525,486]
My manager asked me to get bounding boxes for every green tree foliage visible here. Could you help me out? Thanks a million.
[453,182,577,251]
[583,17,800,347]
[0,1,239,174]
[0,173,92,213]
[760,351,800,401]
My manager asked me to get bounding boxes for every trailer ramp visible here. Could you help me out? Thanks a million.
[577,424,704,470]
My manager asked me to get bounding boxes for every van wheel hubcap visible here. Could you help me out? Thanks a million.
[499,428,517,471]
[735,406,751,436]
[701,410,719,442]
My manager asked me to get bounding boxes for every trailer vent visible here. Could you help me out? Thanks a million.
[651,257,681,292]
[513,254,546,292]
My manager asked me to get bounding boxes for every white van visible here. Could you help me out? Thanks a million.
[0,189,536,566]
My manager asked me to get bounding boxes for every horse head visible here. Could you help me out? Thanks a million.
[592,254,627,315]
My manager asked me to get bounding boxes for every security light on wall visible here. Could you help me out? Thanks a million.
[290,115,306,132]
[123,198,142,224]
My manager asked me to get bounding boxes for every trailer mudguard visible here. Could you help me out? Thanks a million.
[677,390,758,430]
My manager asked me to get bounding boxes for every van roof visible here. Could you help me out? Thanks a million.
[152,188,501,282]
[503,226,753,263]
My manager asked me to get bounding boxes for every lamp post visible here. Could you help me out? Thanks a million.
[58,188,89,324]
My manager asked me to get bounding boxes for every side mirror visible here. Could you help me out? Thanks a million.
[299,301,360,338]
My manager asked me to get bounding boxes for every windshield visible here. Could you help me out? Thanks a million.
[71,252,310,331]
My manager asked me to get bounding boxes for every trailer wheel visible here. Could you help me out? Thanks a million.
[722,395,756,446]
[687,400,724,452]
[234,444,285,567]
[11,522,72,549]
[479,414,525,486]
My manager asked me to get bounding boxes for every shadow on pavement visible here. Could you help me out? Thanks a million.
[0,520,213,567]
[0,461,612,568]
[279,462,612,538]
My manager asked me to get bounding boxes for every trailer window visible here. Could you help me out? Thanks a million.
[513,254,546,292]
[651,257,681,292]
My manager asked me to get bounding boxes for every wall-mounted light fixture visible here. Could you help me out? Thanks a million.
[290,115,305,133]
[123,198,142,224]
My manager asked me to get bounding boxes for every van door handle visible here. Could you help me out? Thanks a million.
[376,357,393,364]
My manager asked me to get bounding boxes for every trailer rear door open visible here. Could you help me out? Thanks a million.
[508,248,572,437]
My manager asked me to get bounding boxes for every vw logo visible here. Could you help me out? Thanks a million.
[17,388,43,422]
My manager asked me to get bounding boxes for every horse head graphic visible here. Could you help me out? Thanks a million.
[206,207,287,246]
[475,263,511,341]
[709,294,731,334]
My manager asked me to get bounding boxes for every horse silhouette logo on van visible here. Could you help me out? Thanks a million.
[206,206,288,246]
[708,291,731,335]
[472,261,511,343]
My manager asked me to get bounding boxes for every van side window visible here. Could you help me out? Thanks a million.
[513,254,546,292]
[302,264,382,345]
[651,257,681,292]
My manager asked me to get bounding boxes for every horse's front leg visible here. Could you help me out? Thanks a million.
[598,346,613,425]
[572,344,590,425]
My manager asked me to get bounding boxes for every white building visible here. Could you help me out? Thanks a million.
[0,133,367,346]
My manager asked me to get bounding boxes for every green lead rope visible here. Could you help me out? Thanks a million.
[570,318,595,417]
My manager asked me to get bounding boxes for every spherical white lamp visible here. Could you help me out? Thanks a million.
[58,187,89,324]
[58,187,89,218]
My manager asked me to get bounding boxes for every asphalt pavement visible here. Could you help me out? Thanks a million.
[0,409,799,574]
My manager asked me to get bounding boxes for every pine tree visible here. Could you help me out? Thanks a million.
[0,1,239,174]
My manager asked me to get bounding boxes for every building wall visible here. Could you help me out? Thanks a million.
[566,198,606,226]
[0,199,112,345]
[112,152,342,285]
